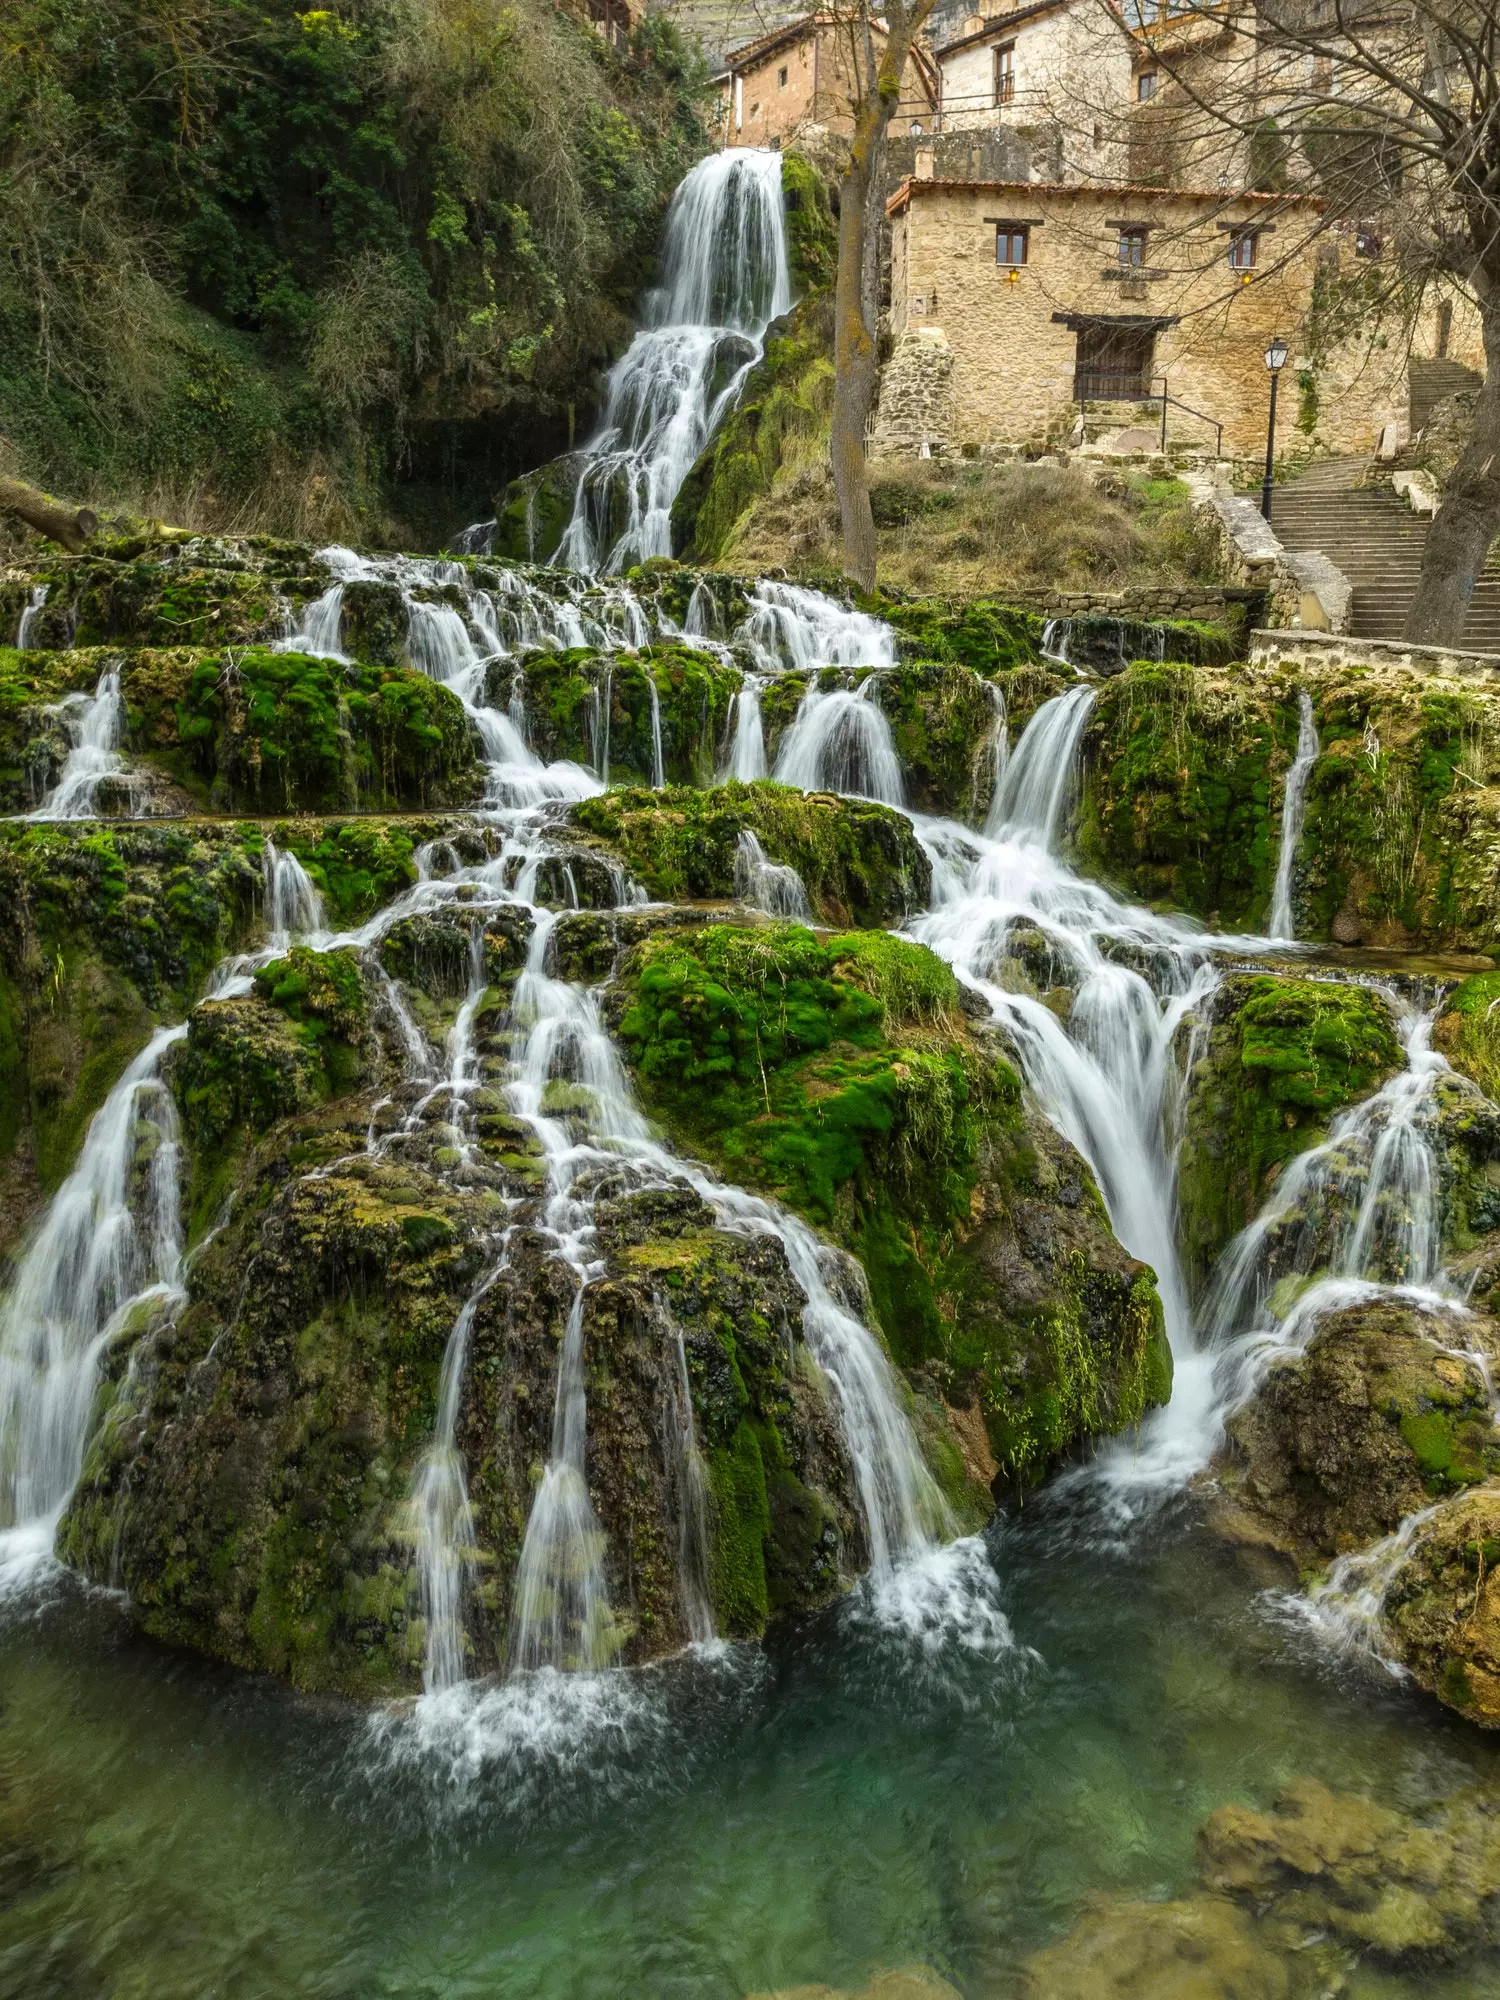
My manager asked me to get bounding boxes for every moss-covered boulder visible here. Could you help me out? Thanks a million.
[1437,971,1500,1100]
[566,780,929,924]
[1385,1486,1500,1728]
[499,642,739,788]
[878,595,1046,676]
[609,920,1170,1496]
[1077,662,1283,926]
[489,454,588,566]
[1176,974,1403,1292]
[1215,1295,1500,1564]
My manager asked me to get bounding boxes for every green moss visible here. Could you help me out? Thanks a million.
[514,644,739,787]
[780,151,837,295]
[879,596,1045,675]
[1436,973,1500,1101]
[567,779,929,925]
[707,1420,772,1634]
[1075,663,1278,925]
[1177,974,1403,1288]
[670,292,835,561]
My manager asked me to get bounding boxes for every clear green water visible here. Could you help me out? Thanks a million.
[3,1500,1497,1999]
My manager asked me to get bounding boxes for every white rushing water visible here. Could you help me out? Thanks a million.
[28,669,130,821]
[735,829,811,918]
[557,149,792,572]
[16,583,49,648]
[0,1024,187,1564]
[1268,689,1319,940]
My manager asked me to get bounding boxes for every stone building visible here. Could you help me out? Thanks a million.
[877,174,1484,460]
[880,177,1327,455]
[721,13,938,150]
[933,0,1132,183]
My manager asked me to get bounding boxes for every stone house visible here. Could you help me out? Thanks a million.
[933,0,1132,183]
[721,13,939,150]
[878,176,1335,456]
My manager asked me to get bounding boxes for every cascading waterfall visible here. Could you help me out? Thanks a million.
[28,669,129,821]
[988,687,1094,851]
[646,672,666,789]
[735,829,811,918]
[556,149,792,572]
[774,675,905,805]
[668,1321,717,1646]
[981,682,1009,832]
[1268,690,1319,940]
[16,583,48,648]
[263,835,327,945]
[414,1284,490,1694]
[0,1025,187,1553]
[721,675,768,782]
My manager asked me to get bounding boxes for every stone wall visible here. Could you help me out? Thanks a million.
[1182,470,1352,632]
[727,23,933,148]
[869,327,956,455]
[1249,628,1500,681]
[1004,583,1265,628]
[888,178,1327,457]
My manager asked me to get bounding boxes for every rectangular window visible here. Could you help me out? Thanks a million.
[1118,227,1149,264]
[1137,70,1157,101]
[996,225,1029,267]
[995,43,1015,105]
[1355,224,1382,258]
[778,65,787,86]
[1228,232,1258,271]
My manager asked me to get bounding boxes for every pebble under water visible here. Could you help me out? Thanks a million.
[0,1498,1497,1999]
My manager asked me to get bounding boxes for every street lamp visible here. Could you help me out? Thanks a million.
[1261,333,1290,522]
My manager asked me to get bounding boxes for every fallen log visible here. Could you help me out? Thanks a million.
[0,477,99,554]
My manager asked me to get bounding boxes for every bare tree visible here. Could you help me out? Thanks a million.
[830,0,939,592]
[1102,0,1500,646]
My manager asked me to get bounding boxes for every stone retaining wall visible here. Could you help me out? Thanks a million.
[1004,584,1265,630]
[1249,628,1500,680]
[1183,470,1352,632]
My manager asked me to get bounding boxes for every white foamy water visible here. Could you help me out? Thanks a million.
[558,150,791,572]
[1269,689,1319,939]
[27,669,131,821]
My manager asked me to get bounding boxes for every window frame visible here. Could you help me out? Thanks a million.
[1228,231,1258,271]
[995,223,1030,268]
[777,64,788,87]
[994,41,1016,105]
[1117,226,1150,265]
[1137,69,1158,101]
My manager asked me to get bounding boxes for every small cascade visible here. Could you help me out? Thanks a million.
[588,662,614,784]
[1039,617,1071,667]
[435,925,489,1159]
[989,687,1096,848]
[16,584,48,648]
[735,830,811,919]
[28,669,129,821]
[1274,1504,1439,1673]
[1268,690,1319,940]
[263,835,327,946]
[646,671,666,789]
[980,681,1009,833]
[0,1024,188,1549]
[740,580,896,676]
[721,674,767,781]
[557,149,792,572]
[280,583,348,659]
[773,676,905,805]
[668,1322,717,1645]
[414,1285,488,1693]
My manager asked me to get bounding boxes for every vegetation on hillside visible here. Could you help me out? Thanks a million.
[0,0,710,544]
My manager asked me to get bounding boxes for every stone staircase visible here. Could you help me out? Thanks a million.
[1409,358,1483,434]
[1270,456,1500,652]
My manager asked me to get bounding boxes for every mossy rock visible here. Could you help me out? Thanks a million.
[1177,973,1403,1291]
[566,779,929,925]
[501,642,739,788]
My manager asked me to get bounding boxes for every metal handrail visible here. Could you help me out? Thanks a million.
[1152,377,1223,455]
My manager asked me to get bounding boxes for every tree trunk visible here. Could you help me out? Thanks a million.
[0,478,99,555]
[1404,303,1500,649]
[831,140,880,594]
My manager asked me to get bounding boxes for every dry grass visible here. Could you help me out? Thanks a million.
[723,455,1224,595]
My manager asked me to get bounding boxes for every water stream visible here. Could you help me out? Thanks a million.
[557,149,792,571]
[1268,688,1319,939]
[27,668,130,821]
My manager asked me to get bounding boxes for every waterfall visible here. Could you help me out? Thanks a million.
[989,687,1095,849]
[981,682,1009,833]
[557,149,792,572]
[669,1324,717,1645]
[735,830,811,919]
[773,677,905,805]
[263,835,327,946]
[1268,690,1318,939]
[0,1025,187,1550]
[721,675,767,781]
[740,580,896,675]
[1274,1503,1439,1672]
[646,672,666,789]
[414,1286,487,1693]
[280,583,348,659]
[16,583,48,648]
[27,669,129,821]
